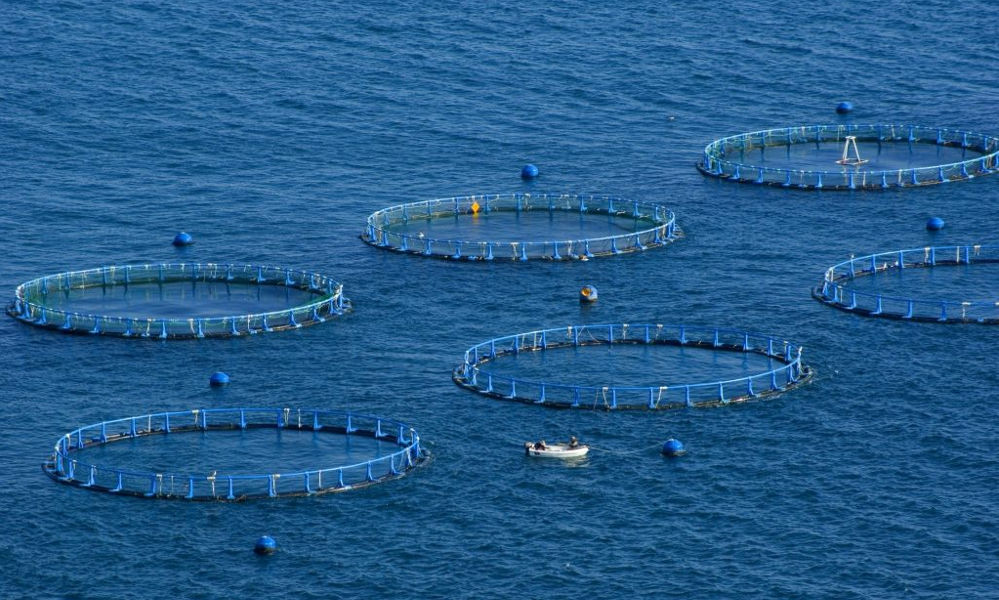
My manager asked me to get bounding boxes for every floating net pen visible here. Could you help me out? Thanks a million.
[43,408,426,500]
[697,124,999,190]
[813,244,999,323]
[6,263,351,339]
[361,193,682,261]
[452,323,812,410]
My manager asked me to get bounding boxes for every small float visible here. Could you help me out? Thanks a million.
[524,439,589,458]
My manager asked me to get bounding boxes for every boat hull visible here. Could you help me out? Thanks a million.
[525,443,589,458]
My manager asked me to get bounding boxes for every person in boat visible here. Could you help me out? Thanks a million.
[568,436,579,448]
[534,440,547,450]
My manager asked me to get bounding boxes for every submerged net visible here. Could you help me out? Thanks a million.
[6,263,351,339]
[43,407,426,500]
[452,323,811,410]
[698,124,999,190]
[362,193,682,260]
[813,244,999,323]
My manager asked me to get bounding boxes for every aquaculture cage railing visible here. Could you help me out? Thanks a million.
[697,124,999,190]
[813,244,999,323]
[6,263,351,339]
[361,193,681,260]
[43,408,426,500]
[452,323,811,410]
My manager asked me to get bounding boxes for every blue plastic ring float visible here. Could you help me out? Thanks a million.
[697,124,999,190]
[42,407,427,500]
[453,323,811,410]
[813,244,999,324]
[6,263,352,339]
[361,193,682,261]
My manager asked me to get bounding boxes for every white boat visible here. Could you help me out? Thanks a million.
[524,441,589,458]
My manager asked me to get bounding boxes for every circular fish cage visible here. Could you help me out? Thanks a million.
[813,244,999,324]
[697,124,999,190]
[361,193,682,261]
[43,408,427,501]
[452,323,812,410]
[5,263,351,339]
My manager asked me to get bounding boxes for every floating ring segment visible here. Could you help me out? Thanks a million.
[5,263,351,339]
[697,124,999,190]
[361,193,682,261]
[452,323,812,410]
[42,407,427,500]
[813,244,999,323]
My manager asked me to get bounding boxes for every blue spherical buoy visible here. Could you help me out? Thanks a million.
[579,285,598,303]
[209,371,230,387]
[926,216,945,231]
[254,535,277,555]
[661,438,685,457]
[521,164,539,179]
[835,101,853,115]
[172,232,194,247]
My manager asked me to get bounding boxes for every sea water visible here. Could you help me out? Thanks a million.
[1,1,997,598]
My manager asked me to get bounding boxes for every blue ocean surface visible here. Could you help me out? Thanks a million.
[2,1,998,598]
